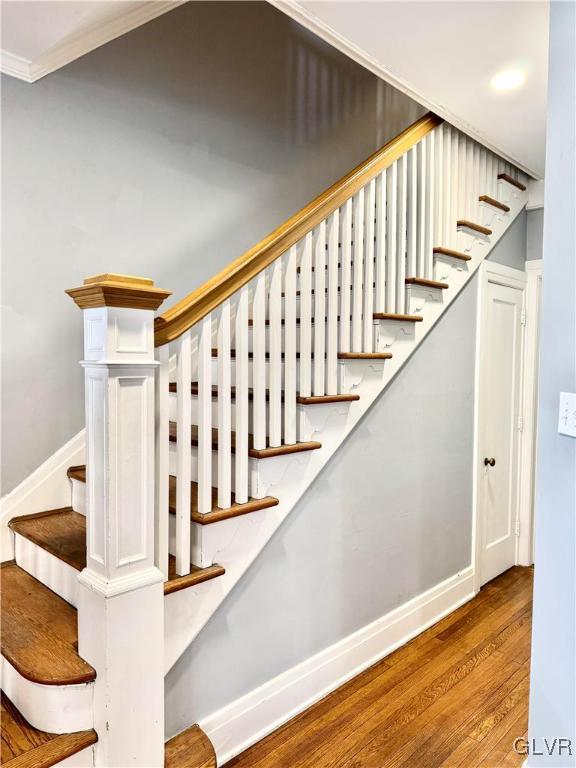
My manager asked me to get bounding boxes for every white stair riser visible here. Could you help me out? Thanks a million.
[1,656,94,734]
[405,283,446,317]
[374,320,419,356]
[71,478,86,515]
[14,533,80,608]
[433,256,471,285]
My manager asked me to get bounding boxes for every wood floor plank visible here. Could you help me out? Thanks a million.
[228,567,533,768]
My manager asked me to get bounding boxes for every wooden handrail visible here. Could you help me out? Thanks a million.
[154,111,443,347]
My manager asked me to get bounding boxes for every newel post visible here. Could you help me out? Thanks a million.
[66,274,171,767]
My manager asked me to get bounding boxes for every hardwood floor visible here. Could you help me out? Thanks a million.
[227,566,533,768]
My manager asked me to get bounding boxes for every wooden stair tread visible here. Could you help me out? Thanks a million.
[0,562,95,686]
[165,557,225,596]
[497,173,527,191]
[296,393,359,404]
[167,475,278,524]
[456,219,493,236]
[9,509,86,572]
[0,692,97,768]
[372,313,423,322]
[433,247,472,262]
[338,352,393,360]
[168,422,321,459]
[10,507,225,595]
[478,195,511,212]
[405,277,449,289]
[170,382,359,405]
[165,724,216,768]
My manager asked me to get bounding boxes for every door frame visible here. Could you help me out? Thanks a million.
[472,259,540,593]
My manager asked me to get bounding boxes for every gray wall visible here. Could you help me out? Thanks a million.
[527,208,544,261]
[169,226,536,732]
[528,3,576,765]
[0,1,425,494]
[487,208,527,270]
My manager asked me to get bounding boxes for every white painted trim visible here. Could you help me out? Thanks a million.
[0,655,94,734]
[267,0,540,180]
[0,429,85,560]
[473,261,528,592]
[0,50,33,81]
[0,1,186,83]
[199,566,475,765]
[527,179,545,210]
[53,745,95,768]
[14,532,81,607]
[518,260,543,565]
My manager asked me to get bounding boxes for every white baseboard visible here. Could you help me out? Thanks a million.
[0,430,85,560]
[199,565,475,765]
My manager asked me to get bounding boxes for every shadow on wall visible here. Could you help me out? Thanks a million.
[1,0,423,494]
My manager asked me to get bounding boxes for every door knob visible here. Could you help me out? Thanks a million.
[484,457,496,467]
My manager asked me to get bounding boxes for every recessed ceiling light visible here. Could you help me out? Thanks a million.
[490,69,526,92]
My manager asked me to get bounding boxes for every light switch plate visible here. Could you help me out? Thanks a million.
[558,392,576,437]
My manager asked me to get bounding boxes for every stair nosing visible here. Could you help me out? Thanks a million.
[478,194,511,213]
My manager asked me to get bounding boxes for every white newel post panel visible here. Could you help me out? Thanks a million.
[66,274,171,768]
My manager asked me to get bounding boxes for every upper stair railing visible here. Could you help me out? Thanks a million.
[152,111,527,579]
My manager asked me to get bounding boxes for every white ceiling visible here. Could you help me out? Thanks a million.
[273,0,548,177]
[1,0,548,176]
[0,1,184,82]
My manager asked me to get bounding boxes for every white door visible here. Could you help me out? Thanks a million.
[477,274,524,587]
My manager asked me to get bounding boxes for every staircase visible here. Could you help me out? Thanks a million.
[0,112,528,767]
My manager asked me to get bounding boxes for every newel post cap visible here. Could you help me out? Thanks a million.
[65,273,171,310]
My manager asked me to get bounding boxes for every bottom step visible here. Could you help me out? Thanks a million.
[1,692,97,768]
[165,724,216,768]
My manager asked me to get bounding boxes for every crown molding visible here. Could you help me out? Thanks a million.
[0,50,33,82]
[1,1,187,84]
[268,0,541,180]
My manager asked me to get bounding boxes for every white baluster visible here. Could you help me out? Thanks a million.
[466,136,474,217]
[473,142,480,207]
[155,344,169,580]
[480,147,487,198]
[425,130,435,278]
[417,139,426,276]
[352,189,365,348]
[406,148,417,278]
[252,271,267,450]
[340,199,353,349]
[451,128,460,248]
[314,220,327,394]
[284,246,297,442]
[327,209,340,388]
[386,163,398,307]
[197,314,212,515]
[396,157,407,313]
[269,259,283,446]
[217,301,232,509]
[175,329,192,575]
[434,124,444,249]
[299,233,313,397]
[235,286,249,503]
[363,180,376,350]
[443,126,452,248]
[458,132,467,225]
[375,172,387,314]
